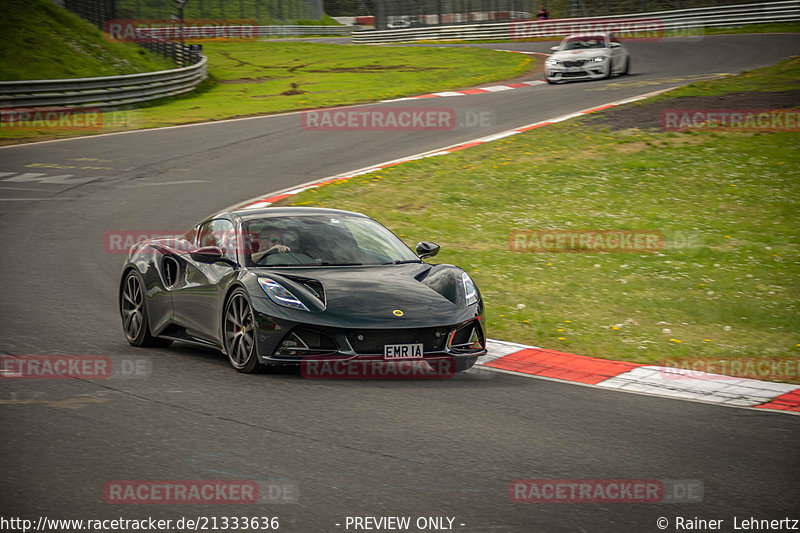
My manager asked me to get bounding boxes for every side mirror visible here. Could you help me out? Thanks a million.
[191,246,228,264]
[416,241,440,259]
[550,45,559,51]
[610,42,621,48]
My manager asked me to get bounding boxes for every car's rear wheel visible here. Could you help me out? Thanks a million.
[224,289,264,373]
[621,57,630,75]
[120,270,172,348]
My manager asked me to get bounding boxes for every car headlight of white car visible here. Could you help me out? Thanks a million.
[590,56,607,63]
[545,58,559,66]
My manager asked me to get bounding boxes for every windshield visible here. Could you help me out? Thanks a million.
[562,35,607,50]
[242,214,421,267]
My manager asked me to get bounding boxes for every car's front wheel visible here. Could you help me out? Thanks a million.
[223,289,264,373]
[120,270,172,348]
[621,57,630,75]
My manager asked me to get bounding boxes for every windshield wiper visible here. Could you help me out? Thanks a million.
[317,261,363,266]
[390,260,423,264]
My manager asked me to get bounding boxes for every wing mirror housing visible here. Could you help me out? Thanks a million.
[610,42,621,48]
[416,241,440,259]
[550,45,559,51]
[191,246,235,265]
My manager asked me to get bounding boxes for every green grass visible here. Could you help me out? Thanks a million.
[646,55,800,99]
[0,41,532,143]
[701,21,800,35]
[275,58,800,373]
[0,0,174,80]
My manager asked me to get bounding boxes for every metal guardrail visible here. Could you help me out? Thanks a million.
[255,25,351,36]
[138,24,352,39]
[352,0,800,43]
[0,57,208,109]
[0,21,350,110]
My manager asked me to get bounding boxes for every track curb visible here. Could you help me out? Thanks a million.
[227,87,800,415]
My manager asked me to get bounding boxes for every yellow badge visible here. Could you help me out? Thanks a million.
[393,309,404,317]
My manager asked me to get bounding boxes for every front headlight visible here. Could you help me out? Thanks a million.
[545,58,559,66]
[591,56,607,62]
[461,272,478,306]
[258,278,309,311]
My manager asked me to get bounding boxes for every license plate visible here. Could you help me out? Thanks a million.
[384,343,424,360]
[564,67,576,73]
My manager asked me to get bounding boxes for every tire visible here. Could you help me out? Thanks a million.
[622,57,630,75]
[223,288,264,373]
[120,270,172,348]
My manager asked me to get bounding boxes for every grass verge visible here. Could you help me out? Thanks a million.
[275,57,800,376]
[0,41,533,144]
[0,0,174,80]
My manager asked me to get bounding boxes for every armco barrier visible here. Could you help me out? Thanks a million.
[0,22,349,109]
[352,0,800,42]
[0,57,208,109]
[138,24,352,39]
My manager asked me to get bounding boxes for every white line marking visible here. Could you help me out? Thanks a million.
[120,180,209,188]
[477,85,514,92]
[224,87,674,212]
[477,365,799,415]
[0,198,89,201]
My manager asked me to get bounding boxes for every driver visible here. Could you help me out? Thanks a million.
[251,226,297,263]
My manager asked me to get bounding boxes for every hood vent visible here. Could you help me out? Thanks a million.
[283,275,325,305]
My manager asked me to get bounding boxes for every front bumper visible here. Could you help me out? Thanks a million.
[252,309,486,369]
[546,63,608,82]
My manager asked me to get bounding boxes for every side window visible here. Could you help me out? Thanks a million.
[197,221,215,247]
[211,219,237,262]
[196,219,238,262]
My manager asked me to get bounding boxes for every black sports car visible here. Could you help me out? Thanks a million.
[119,207,486,375]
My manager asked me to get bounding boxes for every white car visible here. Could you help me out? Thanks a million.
[545,33,630,84]
[387,20,411,29]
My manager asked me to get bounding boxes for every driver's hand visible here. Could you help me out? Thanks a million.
[267,244,291,255]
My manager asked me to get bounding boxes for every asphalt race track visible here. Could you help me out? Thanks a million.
[1,34,799,532]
